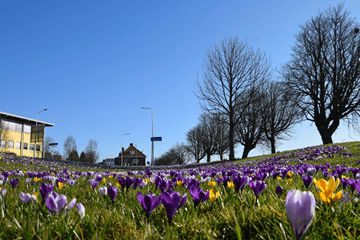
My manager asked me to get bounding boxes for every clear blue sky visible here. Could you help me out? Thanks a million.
[1,0,359,163]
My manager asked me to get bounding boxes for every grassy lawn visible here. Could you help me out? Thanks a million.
[0,141,360,239]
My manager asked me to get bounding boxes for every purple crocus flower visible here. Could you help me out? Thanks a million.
[187,179,200,189]
[232,175,249,193]
[45,192,68,215]
[67,179,76,186]
[286,189,315,240]
[99,187,107,198]
[302,176,313,189]
[107,186,118,203]
[275,186,283,197]
[341,178,349,190]
[0,189,6,196]
[161,190,187,224]
[189,186,209,208]
[9,178,19,189]
[137,192,162,218]
[19,192,36,205]
[40,183,54,203]
[248,180,266,199]
[76,203,85,219]
[159,180,171,193]
[88,180,99,191]
[347,179,360,194]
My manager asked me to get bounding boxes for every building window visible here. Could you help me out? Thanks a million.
[24,125,31,133]
[30,144,34,151]
[16,142,21,149]
[36,145,40,151]
[0,140,5,148]
[8,141,14,148]
[129,151,135,155]
[23,143,28,150]
[132,159,138,164]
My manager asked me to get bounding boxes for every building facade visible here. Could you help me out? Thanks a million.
[115,143,146,166]
[102,158,115,166]
[0,112,54,158]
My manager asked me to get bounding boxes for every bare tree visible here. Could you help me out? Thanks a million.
[213,114,230,160]
[44,136,54,155]
[155,142,189,165]
[260,80,303,154]
[196,36,271,160]
[85,139,99,163]
[63,135,77,158]
[282,3,360,144]
[185,124,206,163]
[235,87,266,159]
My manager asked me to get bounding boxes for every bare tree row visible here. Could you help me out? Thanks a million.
[195,3,360,160]
[62,135,99,163]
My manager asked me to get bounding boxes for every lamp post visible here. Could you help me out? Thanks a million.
[121,133,129,166]
[34,109,47,158]
[141,107,154,166]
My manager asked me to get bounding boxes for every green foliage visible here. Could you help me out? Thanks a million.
[69,150,79,162]
[80,151,87,163]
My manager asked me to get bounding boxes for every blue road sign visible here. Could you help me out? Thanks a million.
[151,137,162,141]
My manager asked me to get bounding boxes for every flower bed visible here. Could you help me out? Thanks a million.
[0,142,360,239]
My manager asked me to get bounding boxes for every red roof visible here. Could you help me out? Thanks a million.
[122,143,146,157]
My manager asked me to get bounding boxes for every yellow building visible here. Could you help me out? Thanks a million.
[0,111,54,158]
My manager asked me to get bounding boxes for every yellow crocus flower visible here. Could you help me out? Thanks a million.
[313,177,340,193]
[176,180,183,186]
[32,192,38,198]
[313,177,342,204]
[277,176,281,181]
[209,189,220,202]
[227,181,235,190]
[103,178,106,184]
[109,175,113,179]
[286,178,293,183]
[34,177,43,182]
[23,171,27,174]
[287,172,293,178]
[116,183,121,188]
[314,190,342,204]
[208,181,216,188]
[341,175,349,179]
[58,182,66,189]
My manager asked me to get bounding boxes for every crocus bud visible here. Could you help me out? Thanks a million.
[286,189,315,240]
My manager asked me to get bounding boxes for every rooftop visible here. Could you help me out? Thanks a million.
[0,111,55,127]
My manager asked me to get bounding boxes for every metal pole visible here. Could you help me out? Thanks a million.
[34,109,47,158]
[121,133,129,166]
[141,107,154,166]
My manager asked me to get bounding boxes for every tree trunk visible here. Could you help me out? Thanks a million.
[316,119,339,145]
[242,146,251,159]
[270,137,276,154]
[320,131,333,144]
[207,154,211,163]
[229,117,235,160]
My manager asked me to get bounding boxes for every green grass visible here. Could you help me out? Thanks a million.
[0,141,360,239]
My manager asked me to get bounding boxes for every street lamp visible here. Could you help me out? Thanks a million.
[141,107,154,166]
[34,109,47,158]
[121,133,129,166]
